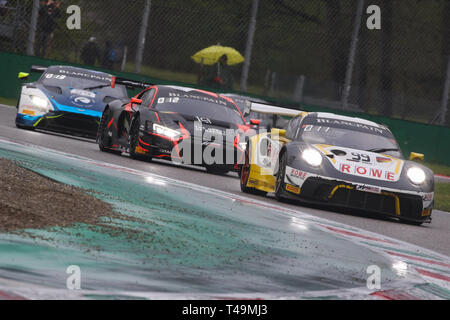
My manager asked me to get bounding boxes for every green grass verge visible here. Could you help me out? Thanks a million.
[435,183,450,212]
[0,97,17,107]
[123,62,198,85]
[424,162,450,176]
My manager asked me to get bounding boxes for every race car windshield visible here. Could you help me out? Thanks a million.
[39,71,127,98]
[300,124,403,158]
[246,112,290,128]
[154,96,245,124]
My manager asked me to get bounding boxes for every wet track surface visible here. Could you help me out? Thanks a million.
[0,136,448,299]
[0,105,449,257]
[0,141,399,294]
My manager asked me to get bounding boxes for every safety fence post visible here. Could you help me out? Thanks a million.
[341,0,365,110]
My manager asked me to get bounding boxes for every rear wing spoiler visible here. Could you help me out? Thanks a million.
[250,102,305,118]
[30,65,48,73]
[111,76,153,90]
[18,65,47,79]
[248,101,306,130]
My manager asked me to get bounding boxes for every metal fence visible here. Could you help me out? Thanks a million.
[0,0,449,127]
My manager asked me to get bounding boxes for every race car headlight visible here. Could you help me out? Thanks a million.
[302,148,323,167]
[407,167,426,185]
[153,124,181,139]
[30,95,48,108]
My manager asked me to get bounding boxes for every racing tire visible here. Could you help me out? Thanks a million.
[206,166,229,175]
[240,142,267,196]
[98,108,121,155]
[275,151,287,201]
[129,115,151,161]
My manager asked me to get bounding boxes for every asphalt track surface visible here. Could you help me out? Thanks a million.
[1,105,449,256]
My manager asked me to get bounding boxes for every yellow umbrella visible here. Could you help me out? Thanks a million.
[191,45,244,66]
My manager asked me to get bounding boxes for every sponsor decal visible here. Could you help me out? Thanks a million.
[355,185,381,194]
[339,163,396,181]
[21,109,36,116]
[376,156,392,163]
[74,97,91,104]
[53,69,112,82]
[70,89,96,98]
[316,145,403,182]
[167,92,227,106]
[289,168,307,180]
[422,193,433,202]
[285,184,301,194]
[315,118,386,134]
[69,95,94,107]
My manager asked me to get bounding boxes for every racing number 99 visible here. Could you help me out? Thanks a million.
[349,152,371,163]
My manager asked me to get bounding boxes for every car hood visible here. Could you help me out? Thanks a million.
[157,111,242,137]
[38,84,118,112]
[313,144,405,183]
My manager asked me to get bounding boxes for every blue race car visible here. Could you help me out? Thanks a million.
[15,65,128,138]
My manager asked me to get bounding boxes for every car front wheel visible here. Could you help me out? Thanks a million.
[275,152,287,201]
[240,141,267,196]
[98,108,120,154]
[129,115,151,161]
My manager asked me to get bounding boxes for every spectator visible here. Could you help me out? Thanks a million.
[102,41,118,70]
[201,54,234,90]
[35,0,61,58]
[81,37,101,66]
[0,0,8,17]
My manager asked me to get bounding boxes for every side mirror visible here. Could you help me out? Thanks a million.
[271,128,286,137]
[409,152,424,161]
[250,119,260,125]
[18,72,30,80]
[131,98,142,105]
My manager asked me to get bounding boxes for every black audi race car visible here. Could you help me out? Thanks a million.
[97,84,253,174]
[16,65,128,138]
[240,112,434,225]
[222,94,272,130]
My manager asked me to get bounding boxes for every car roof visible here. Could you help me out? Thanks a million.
[157,85,241,111]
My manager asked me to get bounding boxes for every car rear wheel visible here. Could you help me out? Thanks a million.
[240,142,267,196]
[98,108,121,154]
[206,165,229,175]
[275,152,287,201]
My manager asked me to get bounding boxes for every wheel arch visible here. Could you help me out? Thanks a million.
[273,144,289,176]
